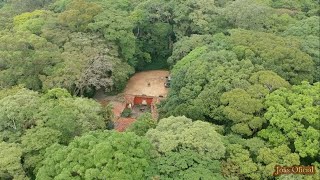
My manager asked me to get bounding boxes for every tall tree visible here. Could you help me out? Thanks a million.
[221,71,290,136]
[0,142,28,180]
[43,32,134,95]
[146,116,226,179]
[0,31,61,90]
[36,131,157,179]
[258,82,320,159]
[229,29,315,84]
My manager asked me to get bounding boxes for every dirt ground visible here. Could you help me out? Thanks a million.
[114,118,136,132]
[124,70,170,97]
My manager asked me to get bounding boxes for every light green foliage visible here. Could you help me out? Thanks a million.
[146,116,225,179]
[49,0,71,12]
[222,144,260,180]
[221,71,290,136]
[36,88,107,143]
[126,113,156,136]
[156,150,224,180]
[43,87,72,99]
[160,47,255,121]
[0,142,28,180]
[283,16,320,37]
[0,88,108,144]
[0,88,110,178]
[259,82,320,158]
[39,12,72,47]
[13,10,48,34]
[0,89,40,142]
[222,135,271,179]
[10,0,55,13]
[222,136,300,180]
[249,70,291,91]
[36,131,156,179]
[229,29,315,84]
[0,5,15,31]
[271,0,319,15]
[0,31,61,90]
[223,0,296,33]
[0,0,319,179]
[221,88,265,136]
[0,85,25,100]
[257,145,300,179]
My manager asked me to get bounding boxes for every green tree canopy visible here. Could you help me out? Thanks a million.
[43,32,134,95]
[36,131,156,179]
[0,30,61,90]
[146,116,226,179]
[160,46,255,122]
[21,127,61,175]
[220,70,290,136]
[0,88,40,142]
[229,29,315,84]
[0,142,28,180]
[283,16,320,82]
[126,113,156,136]
[0,88,109,144]
[258,82,320,158]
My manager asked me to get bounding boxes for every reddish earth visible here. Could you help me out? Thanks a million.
[114,118,136,132]
[110,101,127,118]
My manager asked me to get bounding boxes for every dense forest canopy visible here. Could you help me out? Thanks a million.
[0,0,319,179]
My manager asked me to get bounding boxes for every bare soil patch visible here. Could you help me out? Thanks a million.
[124,70,169,97]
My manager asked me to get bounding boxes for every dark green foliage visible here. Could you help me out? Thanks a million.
[283,16,320,82]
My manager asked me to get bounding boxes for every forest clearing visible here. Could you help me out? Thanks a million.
[0,0,319,179]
